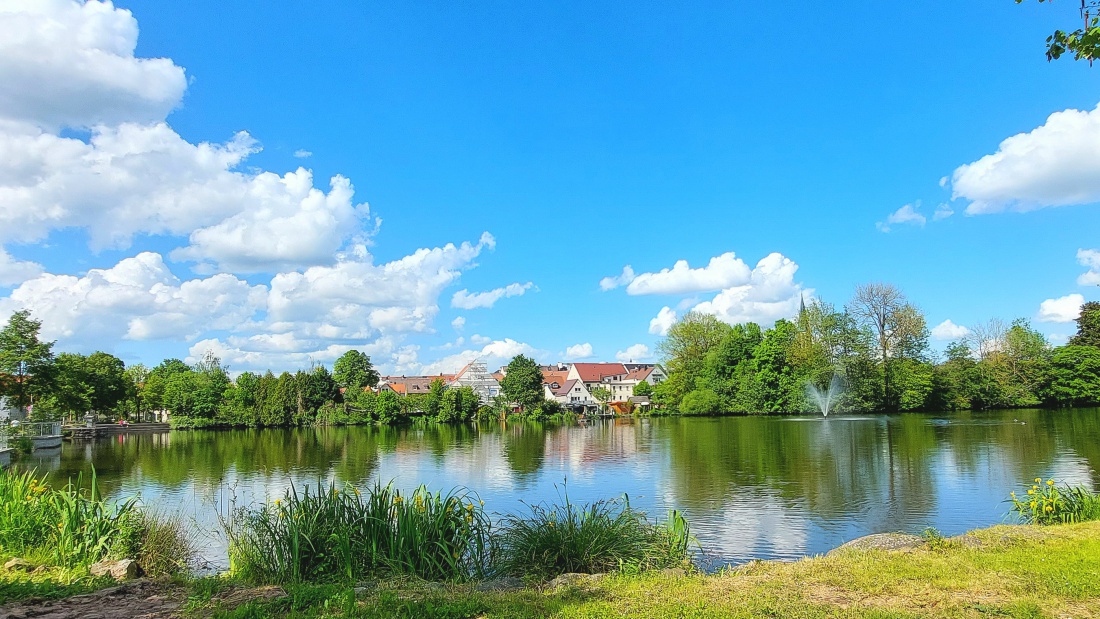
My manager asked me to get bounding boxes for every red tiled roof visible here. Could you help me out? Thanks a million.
[624,367,653,382]
[551,379,579,397]
[571,363,627,382]
[541,370,569,385]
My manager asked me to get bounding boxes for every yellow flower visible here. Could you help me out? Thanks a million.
[274,499,282,506]
[1010,491,1016,499]
[58,523,64,530]
[466,503,474,512]
[353,488,361,496]
[394,496,403,504]
[1047,480,1054,486]
[1035,478,1042,483]
[479,500,484,506]
[1030,501,1037,509]
[1044,505,1054,512]
[1028,489,1035,495]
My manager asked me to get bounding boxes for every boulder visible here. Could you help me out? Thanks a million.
[827,533,924,556]
[547,572,606,589]
[90,558,141,580]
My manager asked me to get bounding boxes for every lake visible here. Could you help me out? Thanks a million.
[26,407,1100,570]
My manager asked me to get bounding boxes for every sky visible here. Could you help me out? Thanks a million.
[0,0,1098,376]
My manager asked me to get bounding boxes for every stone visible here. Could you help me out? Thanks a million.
[474,577,525,592]
[951,534,984,549]
[547,572,606,589]
[3,558,31,571]
[828,533,924,555]
[89,558,141,580]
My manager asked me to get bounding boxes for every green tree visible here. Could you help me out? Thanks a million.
[590,386,612,413]
[1070,301,1100,348]
[680,388,721,415]
[1043,345,1100,405]
[658,311,732,407]
[500,355,545,413]
[124,363,150,421]
[847,283,928,412]
[0,310,55,415]
[1018,0,1100,62]
[84,351,129,414]
[425,378,446,419]
[632,381,653,397]
[333,350,380,391]
[375,389,405,424]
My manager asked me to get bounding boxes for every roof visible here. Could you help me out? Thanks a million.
[549,379,579,397]
[623,367,654,382]
[541,370,569,385]
[571,363,628,383]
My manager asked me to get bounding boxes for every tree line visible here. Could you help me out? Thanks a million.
[653,284,1100,414]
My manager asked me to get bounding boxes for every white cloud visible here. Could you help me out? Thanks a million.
[1078,248,1100,286]
[649,306,677,336]
[451,281,533,309]
[0,248,43,286]
[0,252,265,348]
[933,203,954,221]
[621,253,752,296]
[564,343,594,360]
[599,265,635,291]
[690,253,810,327]
[615,344,651,362]
[0,0,186,130]
[876,202,925,233]
[293,149,312,158]
[469,334,492,346]
[1037,293,1085,323]
[931,319,970,340]
[415,338,542,376]
[451,316,466,331]
[952,104,1100,213]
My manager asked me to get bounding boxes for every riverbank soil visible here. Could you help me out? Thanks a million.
[2,521,1099,618]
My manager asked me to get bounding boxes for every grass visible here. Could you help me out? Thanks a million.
[1009,477,1100,525]
[171,520,1100,618]
[224,481,493,584]
[494,491,693,579]
[0,467,194,574]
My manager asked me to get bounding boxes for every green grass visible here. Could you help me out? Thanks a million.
[494,491,693,579]
[1009,477,1100,525]
[224,481,492,584]
[177,521,1100,618]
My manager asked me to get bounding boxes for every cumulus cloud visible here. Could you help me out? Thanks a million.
[1078,248,1100,286]
[876,202,926,233]
[0,0,187,130]
[615,344,651,362]
[952,104,1100,213]
[451,316,466,331]
[933,203,954,221]
[931,319,970,340]
[564,343,594,360]
[0,252,265,347]
[649,306,677,336]
[415,338,542,375]
[690,253,809,327]
[1037,293,1085,323]
[615,253,752,296]
[451,281,533,309]
[0,248,43,286]
[599,265,635,291]
[293,149,312,158]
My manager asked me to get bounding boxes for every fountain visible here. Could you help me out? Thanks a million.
[806,373,845,417]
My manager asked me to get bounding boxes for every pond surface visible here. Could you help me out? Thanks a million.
[27,408,1100,570]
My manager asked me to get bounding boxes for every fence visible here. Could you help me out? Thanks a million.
[17,421,62,438]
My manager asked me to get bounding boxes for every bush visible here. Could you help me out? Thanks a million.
[1010,477,1100,524]
[494,489,693,580]
[679,389,722,415]
[224,481,492,584]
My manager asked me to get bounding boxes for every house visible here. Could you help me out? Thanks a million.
[604,364,668,401]
[566,363,629,395]
[542,368,597,411]
[449,361,501,404]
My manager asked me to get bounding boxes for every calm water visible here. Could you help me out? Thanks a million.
[25,408,1100,570]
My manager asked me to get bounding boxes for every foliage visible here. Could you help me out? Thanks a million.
[1070,300,1100,348]
[494,489,693,579]
[1010,477,1100,525]
[679,388,722,415]
[632,381,653,397]
[1019,0,1100,62]
[1042,346,1100,406]
[333,350,380,391]
[0,310,55,413]
[499,355,545,414]
[224,481,492,584]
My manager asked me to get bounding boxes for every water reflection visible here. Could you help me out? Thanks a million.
[35,408,1100,568]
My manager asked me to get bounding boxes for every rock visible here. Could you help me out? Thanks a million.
[827,533,924,556]
[30,565,48,574]
[215,585,287,609]
[475,577,525,592]
[547,572,606,589]
[951,534,984,549]
[3,558,31,571]
[89,558,141,580]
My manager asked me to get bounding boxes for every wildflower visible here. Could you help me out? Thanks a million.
[1035,478,1042,483]
[1030,501,1037,509]
[1047,480,1054,486]
[58,523,64,530]
[1010,491,1016,499]
[1044,505,1054,512]
[467,503,474,512]
[479,500,484,506]
[1028,489,1035,495]
[275,498,282,506]
[394,496,404,504]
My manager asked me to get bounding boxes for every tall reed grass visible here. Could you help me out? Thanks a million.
[0,468,194,573]
[1010,477,1100,525]
[223,482,492,583]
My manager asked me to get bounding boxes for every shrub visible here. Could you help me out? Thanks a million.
[494,488,693,580]
[680,389,722,415]
[1010,477,1100,525]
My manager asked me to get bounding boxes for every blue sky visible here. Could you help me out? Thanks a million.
[0,0,1098,374]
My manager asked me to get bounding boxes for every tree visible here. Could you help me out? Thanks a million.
[632,381,653,397]
[0,310,55,415]
[333,350,380,391]
[499,355,545,413]
[658,311,732,406]
[1018,0,1100,62]
[847,283,928,411]
[124,363,150,421]
[1070,301,1100,348]
[1043,345,1100,405]
[84,352,129,414]
[425,378,446,419]
[680,388,722,415]
[590,386,612,413]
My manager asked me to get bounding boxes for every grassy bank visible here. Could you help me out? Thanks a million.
[174,520,1100,618]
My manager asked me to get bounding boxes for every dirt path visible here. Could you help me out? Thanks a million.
[0,580,184,619]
